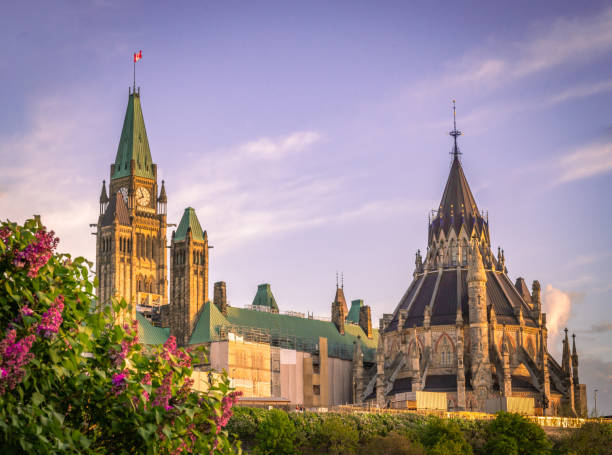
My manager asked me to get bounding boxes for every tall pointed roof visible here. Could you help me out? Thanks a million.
[99,180,109,204]
[112,91,155,180]
[428,102,489,244]
[438,155,479,220]
[174,207,205,242]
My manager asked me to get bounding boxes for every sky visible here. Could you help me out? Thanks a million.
[1,0,611,414]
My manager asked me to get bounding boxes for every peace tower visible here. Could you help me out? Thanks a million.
[95,88,169,320]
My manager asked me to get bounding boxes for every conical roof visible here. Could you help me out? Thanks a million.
[99,180,109,203]
[174,207,205,242]
[429,155,489,243]
[158,180,167,203]
[439,155,479,220]
[112,92,155,180]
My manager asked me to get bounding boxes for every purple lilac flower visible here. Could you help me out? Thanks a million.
[37,295,64,338]
[13,229,59,278]
[161,335,191,368]
[152,371,173,410]
[0,227,10,245]
[214,390,243,433]
[21,306,34,317]
[0,330,36,394]
[111,371,128,396]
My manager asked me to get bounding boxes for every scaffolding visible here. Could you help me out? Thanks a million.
[214,324,374,361]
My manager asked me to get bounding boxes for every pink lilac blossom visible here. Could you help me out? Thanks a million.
[21,306,34,317]
[152,371,173,410]
[140,373,152,402]
[0,330,36,394]
[0,227,10,245]
[111,370,128,396]
[37,295,64,338]
[13,229,59,278]
[214,390,243,433]
[161,336,191,368]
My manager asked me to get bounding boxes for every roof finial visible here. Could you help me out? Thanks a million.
[449,100,462,159]
[341,272,344,289]
[336,271,339,289]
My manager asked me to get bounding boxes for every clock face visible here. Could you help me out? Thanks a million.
[135,187,150,207]
[119,187,128,203]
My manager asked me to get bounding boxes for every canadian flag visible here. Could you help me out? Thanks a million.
[134,50,142,62]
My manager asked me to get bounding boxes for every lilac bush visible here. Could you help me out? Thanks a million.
[0,218,241,454]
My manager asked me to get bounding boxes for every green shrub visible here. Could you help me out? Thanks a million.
[420,417,472,455]
[554,422,612,455]
[303,413,359,455]
[254,409,297,455]
[359,431,426,455]
[289,411,323,450]
[483,412,550,455]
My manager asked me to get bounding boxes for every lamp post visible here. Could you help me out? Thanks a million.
[594,389,598,418]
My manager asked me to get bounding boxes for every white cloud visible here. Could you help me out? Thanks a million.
[549,79,612,105]
[168,131,417,251]
[403,5,612,118]
[238,131,322,160]
[556,140,612,184]
[0,94,109,262]
[542,284,572,357]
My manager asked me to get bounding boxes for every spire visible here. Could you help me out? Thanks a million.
[158,180,167,203]
[429,102,487,245]
[449,100,462,159]
[174,207,205,242]
[562,327,571,375]
[112,91,155,180]
[572,333,577,356]
[99,180,109,204]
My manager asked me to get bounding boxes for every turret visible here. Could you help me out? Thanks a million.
[571,333,579,385]
[467,239,491,399]
[99,180,109,214]
[562,328,572,377]
[157,180,167,215]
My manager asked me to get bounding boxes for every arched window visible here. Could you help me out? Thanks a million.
[438,336,453,366]
[451,240,457,265]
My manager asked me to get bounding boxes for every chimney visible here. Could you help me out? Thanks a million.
[214,281,227,315]
[359,305,373,339]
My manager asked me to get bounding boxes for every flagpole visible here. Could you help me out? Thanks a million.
[133,56,136,93]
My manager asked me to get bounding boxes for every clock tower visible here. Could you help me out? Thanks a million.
[96,88,168,321]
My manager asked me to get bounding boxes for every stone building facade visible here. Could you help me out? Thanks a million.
[96,89,377,406]
[353,113,587,416]
[96,88,168,324]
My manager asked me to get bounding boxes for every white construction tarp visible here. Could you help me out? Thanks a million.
[416,391,447,410]
[485,396,534,415]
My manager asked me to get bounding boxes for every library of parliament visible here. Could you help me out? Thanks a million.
[94,88,586,415]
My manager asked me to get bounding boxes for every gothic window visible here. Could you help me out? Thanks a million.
[146,236,151,258]
[438,336,453,366]
[451,240,457,265]
[193,251,196,264]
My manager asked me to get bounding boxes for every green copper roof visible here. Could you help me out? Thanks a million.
[112,93,155,180]
[136,312,170,345]
[174,207,205,242]
[189,301,229,345]
[346,299,363,324]
[252,284,278,311]
[188,302,378,362]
